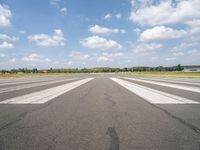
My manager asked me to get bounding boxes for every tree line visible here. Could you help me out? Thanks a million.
[0,64,185,74]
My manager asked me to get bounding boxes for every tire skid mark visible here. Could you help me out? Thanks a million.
[107,127,120,150]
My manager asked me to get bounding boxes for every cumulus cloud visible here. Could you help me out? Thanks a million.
[104,13,122,20]
[22,53,51,62]
[80,36,122,50]
[0,34,18,41]
[133,42,162,53]
[115,13,122,19]
[60,7,67,16]
[140,26,186,41]
[0,41,14,49]
[130,0,200,26]
[104,14,112,20]
[171,42,200,52]
[28,29,65,47]
[133,28,141,34]
[0,4,12,27]
[186,19,200,35]
[89,25,126,35]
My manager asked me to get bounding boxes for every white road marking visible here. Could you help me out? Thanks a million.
[0,78,94,104]
[0,78,80,93]
[136,77,200,86]
[111,78,199,104]
[122,77,200,93]
[0,77,68,86]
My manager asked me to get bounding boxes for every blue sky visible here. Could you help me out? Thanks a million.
[0,0,199,69]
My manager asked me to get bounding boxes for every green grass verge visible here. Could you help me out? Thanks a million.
[127,72,200,78]
[1,72,200,78]
[0,73,85,78]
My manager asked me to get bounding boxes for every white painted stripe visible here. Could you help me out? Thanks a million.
[0,77,67,86]
[0,78,94,104]
[0,78,80,93]
[137,77,200,86]
[111,78,199,104]
[123,77,200,93]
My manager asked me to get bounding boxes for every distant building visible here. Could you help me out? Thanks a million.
[183,66,200,72]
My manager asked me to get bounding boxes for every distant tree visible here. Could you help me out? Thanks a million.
[176,64,184,71]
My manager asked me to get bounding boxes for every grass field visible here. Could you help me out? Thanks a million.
[1,72,200,78]
[127,72,200,78]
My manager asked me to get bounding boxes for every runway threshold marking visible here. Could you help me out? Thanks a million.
[111,78,199,104]
[122,77,200,93]
[0,78,94,104]
[0,77,65,86]
[136,77,200,86]
[0,78,80,94]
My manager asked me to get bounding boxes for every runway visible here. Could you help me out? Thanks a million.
[0,74,199,150]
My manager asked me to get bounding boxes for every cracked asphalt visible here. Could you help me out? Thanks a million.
[0,75,200,150]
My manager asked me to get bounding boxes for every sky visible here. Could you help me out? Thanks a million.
[0,0,200,69]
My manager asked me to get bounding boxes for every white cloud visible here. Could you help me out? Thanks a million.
[0,4,12,27]
[28,29,65,47]
[80,36,122,50]
[133,28,141,34]
[166,57,176,61]
[140,26,186,41]
[133,42,162,53]
[120,29,126,34]
[102,52,124,57]
[173,52,184,56]
[0,41,14,49]
[104,14,112,20]
[60,7,67,16]
[104,13,122,20]
[22,53,51,62]
[11,58,16,63]
[187,36,200,43]
[130,0,200,26]
[115,13,122,19]
[97,56,113,62]
[0,34,18,41]
[19,30,26,34]
[49,0,60,6]
[89,25,126,35]
[171,42,199,52]
[186,19,200,35]
[83,54,89,59]
[187,49,200,56]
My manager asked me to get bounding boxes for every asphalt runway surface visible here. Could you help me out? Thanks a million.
[0,74,200,150]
